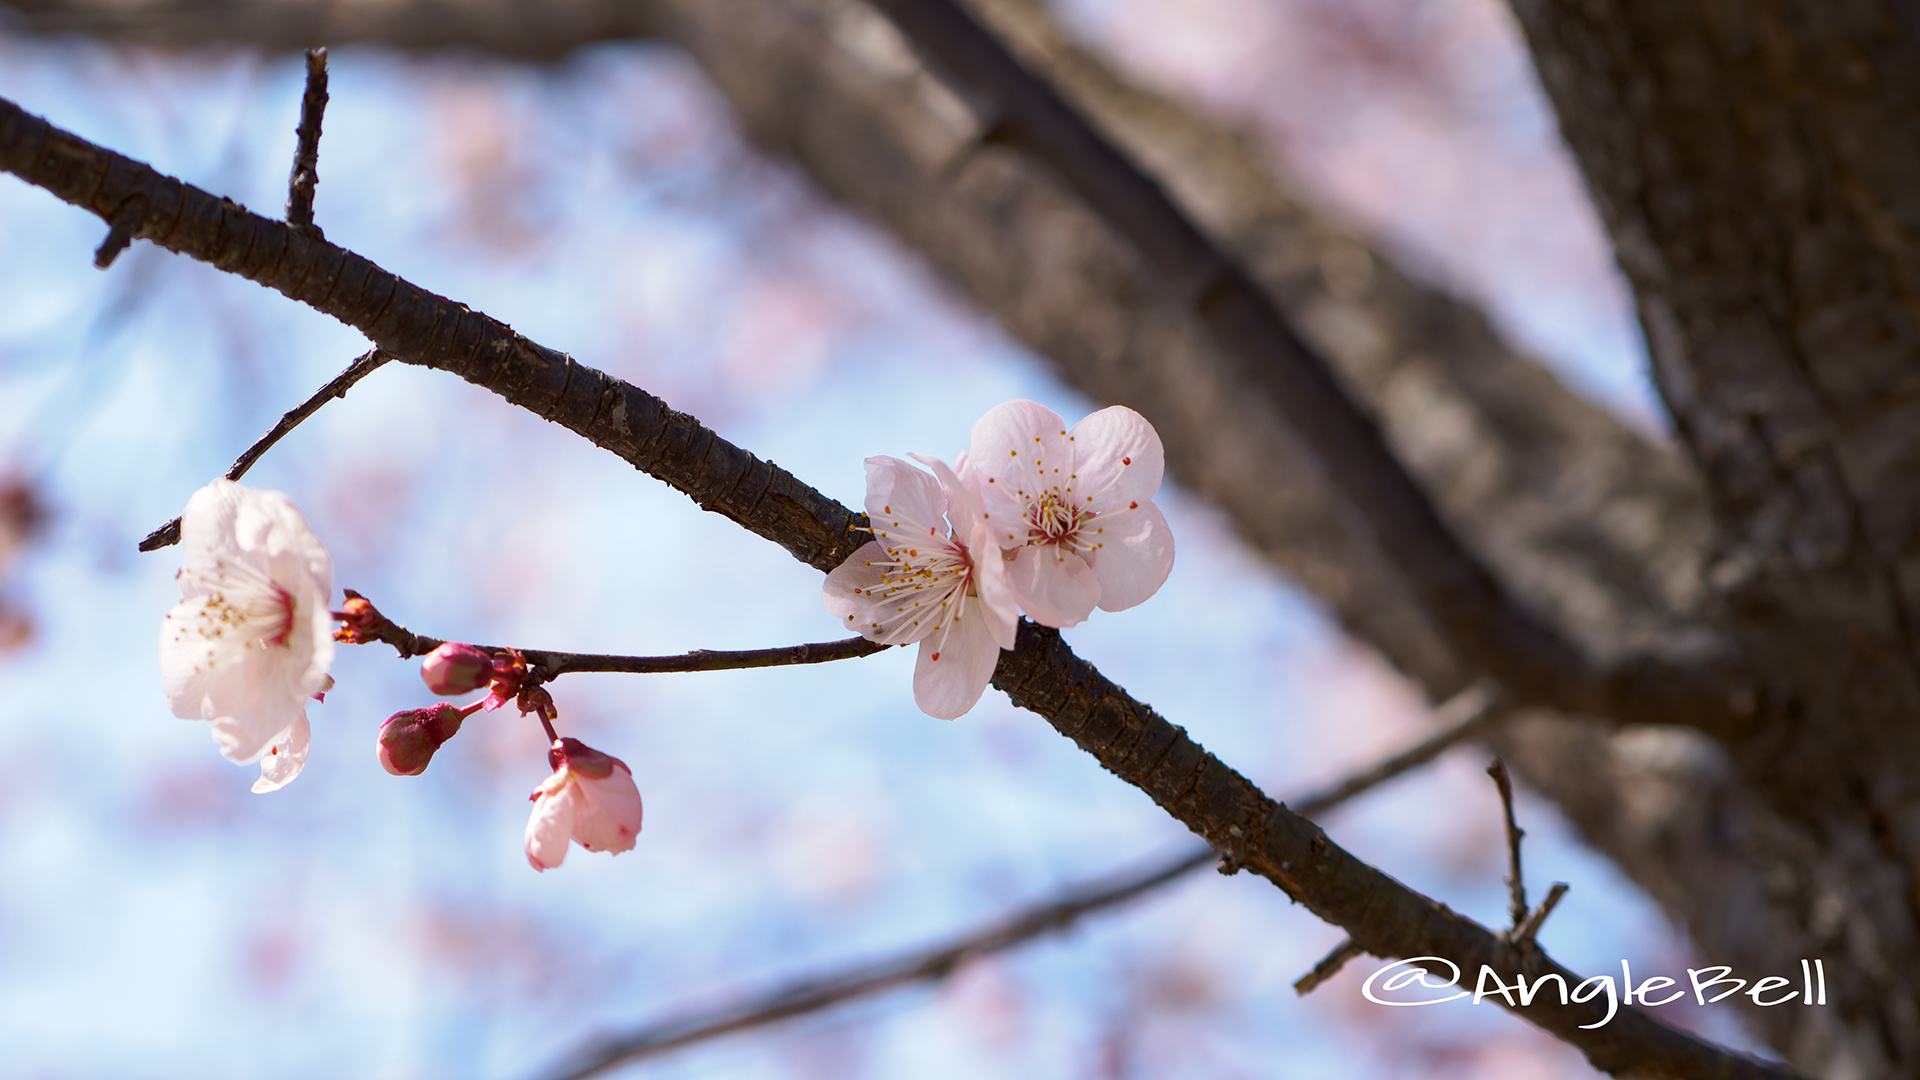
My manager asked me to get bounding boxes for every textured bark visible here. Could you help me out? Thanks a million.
[0,94,1803,1077]
[1506,2,1920,1076]
[2,0,662,60]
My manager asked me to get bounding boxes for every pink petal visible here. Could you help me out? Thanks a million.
[965,519,1021,650]
[1006,545,1100,628]
[1086,500,1176,611]
[862,456,944,536]
[1069,406,1164,512]
[251,714,311,794]
[570,763,644,854]
[968,400,1070,547]
[910,604,1005,719]
[525,782,577,871]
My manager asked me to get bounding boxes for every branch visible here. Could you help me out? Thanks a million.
[334,589,890,676]
[284,46,327,237]
[1,0,664,61]
[138,348,392,550]
[0,97,1803,1079]
[858,0,1746,739]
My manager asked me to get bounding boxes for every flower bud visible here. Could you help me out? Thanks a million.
[332,590,385,644]
[421,642,492,696]
[377,703,467,776]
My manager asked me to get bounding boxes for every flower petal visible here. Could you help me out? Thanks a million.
[570,762,644,854]
[862,456,945,540]
[251,714,311,793]
[968,400,1071,547]
[965,519,1020,650]
[910,602,1004,719]
[1006,544,1100,628]
[525,781,577,871]
[1069,406,1164,512]
[1086,499,1175,611]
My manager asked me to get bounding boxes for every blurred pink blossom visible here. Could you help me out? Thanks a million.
[159,480,334,792]
[526,737,644,871]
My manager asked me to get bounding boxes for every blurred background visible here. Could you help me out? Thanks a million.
[0,0,1757,1076]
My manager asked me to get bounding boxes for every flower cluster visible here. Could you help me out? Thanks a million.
[825,400,1173,718]
[158,480,642,872]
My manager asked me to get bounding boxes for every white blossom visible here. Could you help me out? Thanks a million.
[160,480,333,791]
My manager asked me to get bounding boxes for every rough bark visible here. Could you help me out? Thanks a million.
[1506,2,1920,1075]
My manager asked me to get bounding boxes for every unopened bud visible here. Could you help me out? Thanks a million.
[378,703,467,776]
[480,648,529,712]
[333,590,385,644]
[518,685,557,723]
[421,642,491,696]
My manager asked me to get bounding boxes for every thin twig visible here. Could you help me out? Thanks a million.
[285,47,328,236]
[139,349,391,551]
[1515,882,1571,948]
[92,193,146,269]
[1293,937,1364,996]
[333,589,890,675]
[532,682,1507,1080]
[1488,756,1528,931]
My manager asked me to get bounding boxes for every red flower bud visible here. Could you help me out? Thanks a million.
[377,703,468,776]
[421,642,492,696]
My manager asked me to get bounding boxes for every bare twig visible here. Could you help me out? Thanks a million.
[93,192,146,268]
[0,96,1806,1079]
[1293,937,1364,996]
[285,46,328,236]
[1515,882,1572,948]
[1488,757,1529,930]
[139,349,392,551]
[333,589,890,676]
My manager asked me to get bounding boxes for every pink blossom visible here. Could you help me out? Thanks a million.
[824,455,1019,719]
[525,738,644,871]
[160,480,333,792]
[968,400,1174,626]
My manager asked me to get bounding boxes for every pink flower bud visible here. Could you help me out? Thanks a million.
[421,642,491,696]
[480,648,529,712]
[377,703,467,776]
[525,737,643,871]
[332,591,385,644]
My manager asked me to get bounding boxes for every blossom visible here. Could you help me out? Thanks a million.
[160,480,333,792]
[968,400,1174,627]
[526,737,644,871]
[824,455,1019,719]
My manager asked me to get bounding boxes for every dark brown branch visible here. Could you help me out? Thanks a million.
[138,348,392,551]
[285,46,327,237]
[859,0,1746,738]
[0,97,1801,1079]
[1488,756,1529,931]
